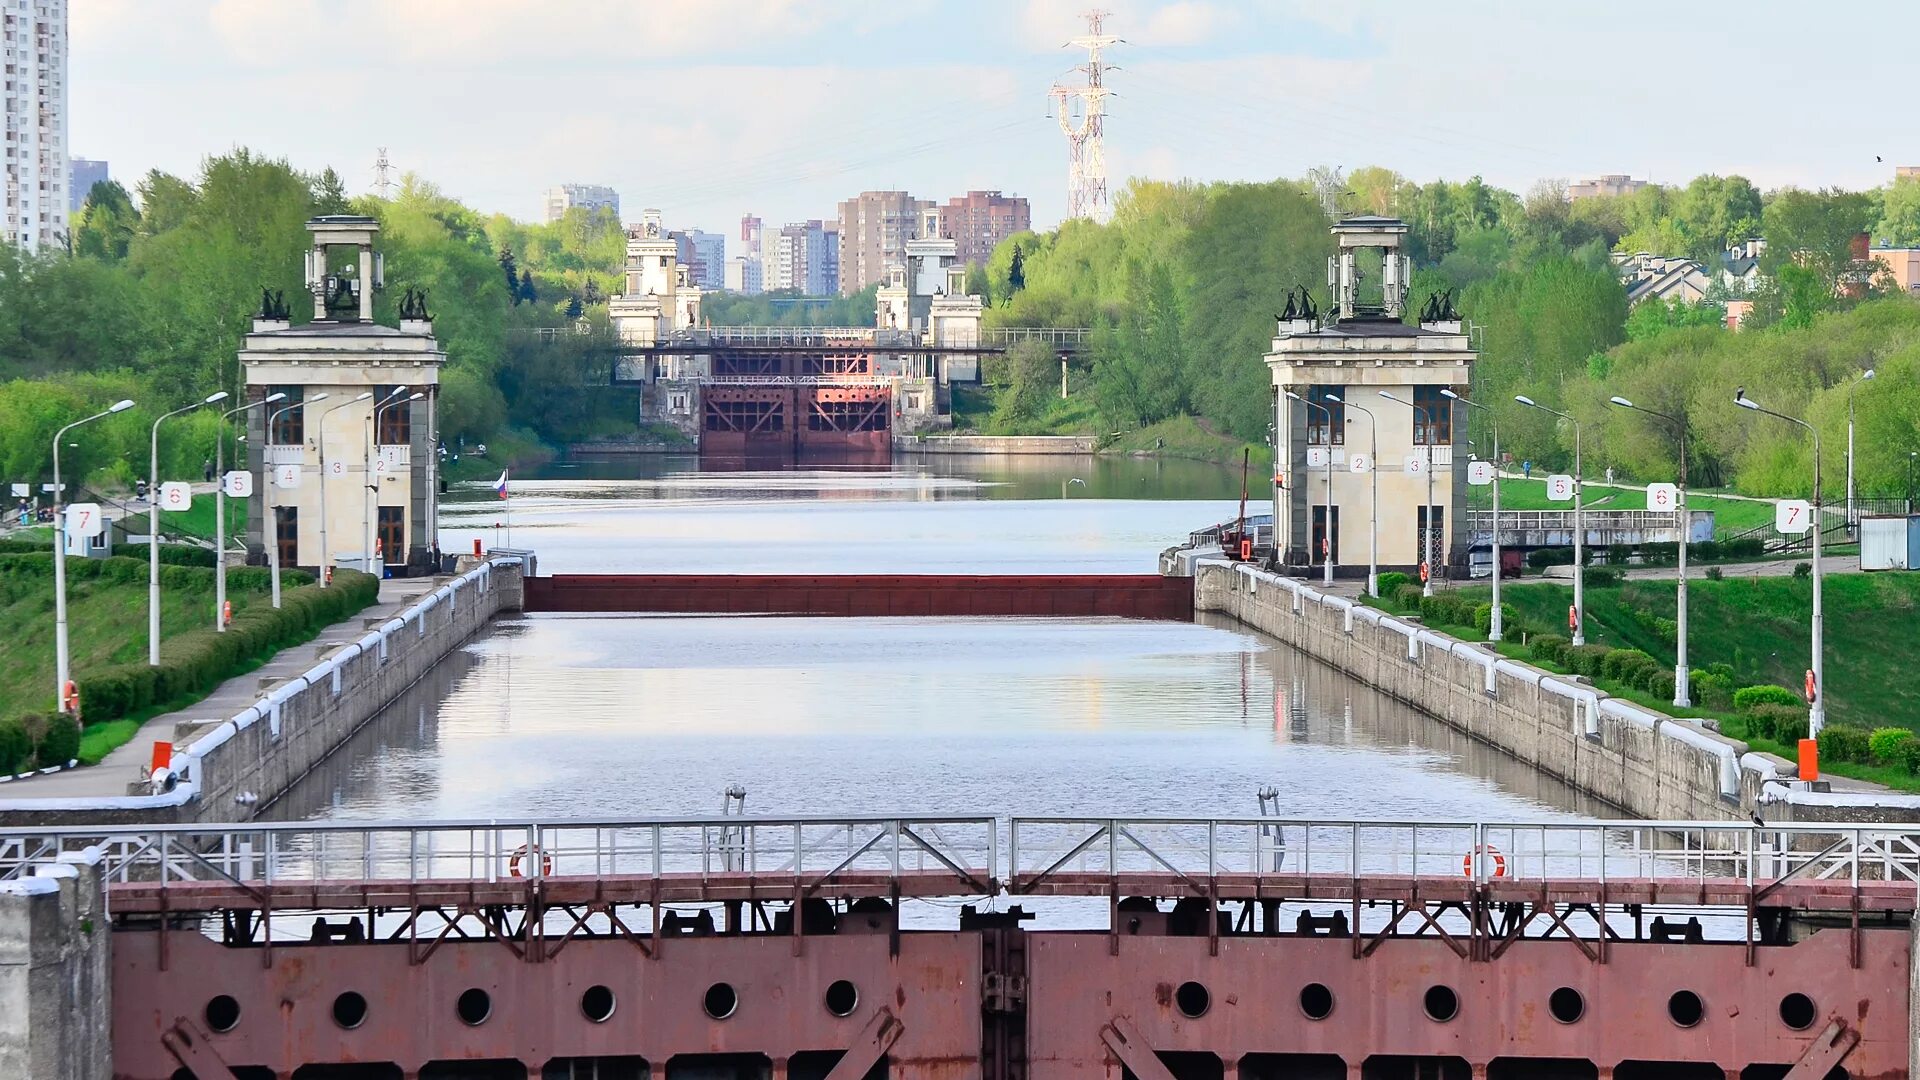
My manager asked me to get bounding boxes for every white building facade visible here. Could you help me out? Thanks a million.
[6,0,66,251]
[544,183,619,224]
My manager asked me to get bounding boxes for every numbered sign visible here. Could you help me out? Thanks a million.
[1546,474,1576,502]
[1467,461,1495,486]
[1776,499,1812,535]
[1305,447,1329,468]
[274,465,301,490]
[158,482,191,512]
[1349,452,1372,474]
[1405,454,1428,477]
[221,471,253,498]
[65,502,103,538]
[326,459,348,479]
[1647,483,1679,512]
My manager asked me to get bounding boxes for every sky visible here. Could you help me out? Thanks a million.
[72,0,1917,237]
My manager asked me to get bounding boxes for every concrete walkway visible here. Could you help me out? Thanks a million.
[0,576,436,801]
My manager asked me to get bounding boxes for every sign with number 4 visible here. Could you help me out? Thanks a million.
[1647,483,1679,511]
[1776,499,1812,535]
[1467,461,1495,486]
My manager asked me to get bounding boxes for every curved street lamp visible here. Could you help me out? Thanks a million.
[52,398,136,714]
[1321,393,1377,596]
[1846,368,1874,528]
[318,393,375,587]
[1379,391,1440,597]
[1286,391,1336,586]
[148,391,227,666]
[1734,388,1826,736]
[266,394,327,608]
[1514,394,1585,643]
[366,386,413,574]
[214,394,285,632]
[1443,388,1502,641]
[1608,395,1690,706]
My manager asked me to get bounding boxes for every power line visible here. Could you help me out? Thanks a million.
[1051,10,1121,223]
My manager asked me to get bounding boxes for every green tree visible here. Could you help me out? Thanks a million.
[1874,176,1920,247]
[310,167,350,214]
[518,268,536,304]
[1671,174,1761,261]
[72,181,140,262]
[1761,188,1878,287]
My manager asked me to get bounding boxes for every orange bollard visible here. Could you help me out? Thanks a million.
[150,741,173,775]
[1798,738,1819,782]
[222,599,233,626]
[473,538,483,557]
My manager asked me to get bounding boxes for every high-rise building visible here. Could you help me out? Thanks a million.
[68,156,105,212]
[6,0,67,251]
[770,220,839,294]
[836,191,929,295]
[941,191,1029,267]
[1567,175,1648,201]
[670,228,726,290]
[544,184,619,223]
[724,256,763,295]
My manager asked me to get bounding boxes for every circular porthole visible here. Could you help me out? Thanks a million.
[1668,990,1704,1028]
[1549,987,1584,1024]
[704,982,738,1020]
[204,995,241,1033]
[582,985,616,1023]
[1424,985,1459,1023]
[1174,981,1210,1019]
[1299,983,1334,1020]
[456,988,491,1026]
[1779,992,1816,1030]
[825,980,859,1017]
[332,991,368,1030]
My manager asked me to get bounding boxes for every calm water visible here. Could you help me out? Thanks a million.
[271,454,1598,827]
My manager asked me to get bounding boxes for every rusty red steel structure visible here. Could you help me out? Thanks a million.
[521,574,1197,620]
[698,350,895,458]
[5,815,1918,1080]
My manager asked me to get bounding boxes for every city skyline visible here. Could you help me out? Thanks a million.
[70,1,1919,233]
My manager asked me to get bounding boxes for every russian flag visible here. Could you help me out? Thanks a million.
[494,470,509,499]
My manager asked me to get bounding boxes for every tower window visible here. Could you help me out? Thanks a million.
[1305,384,1345,446]
[1414,385,1453,445]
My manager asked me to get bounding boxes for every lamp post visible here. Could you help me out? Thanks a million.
[1908,451,1917,515]
[1286,391,1336,585]
[1444,388,1502,641]
[148,391,227,666]
[317,393,374,588]
[215,394,284,632]
[52,398,136,714]
[1514,395,1585,644]
[1608,395,1691,706]
[265,394,326,609]
[1735,388,1826,736]
[1322,394,1377,596]
[1846,368,1874,528]
[366,386,411,576]
[1378,392,1439,597]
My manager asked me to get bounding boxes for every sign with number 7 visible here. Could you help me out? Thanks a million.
[1775,499,1812,535]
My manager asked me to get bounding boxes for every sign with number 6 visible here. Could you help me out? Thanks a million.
[1776,499,1812,535]
[158,482,191,512]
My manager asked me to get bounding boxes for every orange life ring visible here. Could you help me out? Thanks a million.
[1462,844,1507,879]
[1568,605,1578,631]
[1418,562,1430,583]
[509,844,553,879]
[1804,669,1816,704]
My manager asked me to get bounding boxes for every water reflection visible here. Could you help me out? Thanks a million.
[270,614,1604,823]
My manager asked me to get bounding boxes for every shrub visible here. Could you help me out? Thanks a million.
[109,544,217,567]
[1528,547,1574,568]
[1746,704,1806,743]
[1869,727,1917,764]
[1391,584,1424,611]
[1606,544,1632,566]
[1734,684,1802,711]
[1528,633,1570,666]
[1375,571,1411,594]
[30,713,79,767]
[1689,540,1721,561]
[1643,543,1679,565]
[1472,602,1518,637]
[1582,566,1623,588]
[1645,669,1676,702]
[1566,644,1612,678]
[1704,566,1723,581]
[1792,562,1811,579]
[0,717,28,774]
[1691,670,1735,709]
[1602,648,1659,683]
[1817,725,1871,764]
[1724,537,1764,558]
[1419,594,1474,629]
[1707,662,1734,678]
[1897,740,1920,776]
[1653,616,1677,644]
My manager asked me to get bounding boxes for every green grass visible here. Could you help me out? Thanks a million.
[1104,416,1275,470]
[950,385,1103,437]
[117,498,246,544]
[76,718,138,765]
[1492,478,1775,536]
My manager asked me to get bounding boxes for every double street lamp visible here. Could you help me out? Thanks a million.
[1377,392,1439,597]
[1846,368,1874,528]
[369,389,423,573]
[1607,396,1691,707]
[1735,388,1827,736]
[1285,391,1335,586]
[265,394,327,608]
[317,392,374,586]
[1321,393,1377,596]
[148,391,228,666]
[1443,389,1502,641]
[52,398,136,715]
[214,394,285,632]
[1514,395,1585,644]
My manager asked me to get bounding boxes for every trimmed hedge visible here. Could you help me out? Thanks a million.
[24,713,79,767]
[1817,725,1870,764]
[0,716,28,773]
[70,569,377,728]
[1747,703,1808,743]
[1528,633,1570,666]
[1418,593,1476,629]
[1734,684,1801,711]
[110,543,217,567]
[1375,571,1411,595]
[1870,727,1916,764]
[1473,602,1517,637]
[1391,584,1424,611]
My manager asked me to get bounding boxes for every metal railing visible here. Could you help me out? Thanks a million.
[702,375,894,387]
[0,815,998,892]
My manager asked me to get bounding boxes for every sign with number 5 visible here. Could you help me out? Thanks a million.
[1776,499,1812,534]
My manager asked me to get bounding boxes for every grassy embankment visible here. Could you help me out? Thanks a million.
[1487,477,1776,538]
[950,389,1275,470]
[0,552,375,766]
[116,497,246,544]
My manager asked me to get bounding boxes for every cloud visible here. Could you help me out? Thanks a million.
[1139,3,1234,47]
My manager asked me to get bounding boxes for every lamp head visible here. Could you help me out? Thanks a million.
[263,392,287,405]
[203,391,230,405]
[1863,369,1876,381]
[1439,388,1460,400]
[1514,395,1536,407]
[1284,390,1303,401]
[307,393,329,404]
[1733,387,1758,411]
[109,399,135,414]
[353,391,374,402]
[407,392,424,401]
[1609,396,1634,408]
[1320,392,1343,404]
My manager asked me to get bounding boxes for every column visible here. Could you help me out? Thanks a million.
[310,243,328,315]
[358,245,375,322]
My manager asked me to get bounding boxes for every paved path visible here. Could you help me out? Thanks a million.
[1622,555,1862,581]
[0,577,436,801]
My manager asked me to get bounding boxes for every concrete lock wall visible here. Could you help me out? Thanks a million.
[1194,561,1920,823]
[0,558,524,827]
[0,849,110,1080]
